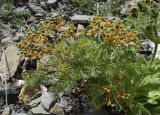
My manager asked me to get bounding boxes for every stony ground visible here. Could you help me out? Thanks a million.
[0,0,160,115]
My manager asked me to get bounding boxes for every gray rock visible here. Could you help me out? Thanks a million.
[2,104,15,115]
[13,33,24,42]
[28,3,47,15]
[1,37,12,42]
[0,45,22,78]
[2,106,12,115]
[35,13,44,17]
[71,15,115,23]
[0,84,21,95]
[71,15,92,23]
[46,0,58,8]
[29,103,50,115]
[29,0,40,4]
[30,91,42,100]
[13,6,27,13]
[29,97,41,108]
[11,110,28,115]
[27,16,36,24]
[0,37,13,48]
[140,39,160,59]
[50,103,64,115]
[57,96,69,108]
[41,91,56,111]
[158,32,160,37]
[0,23,14,41]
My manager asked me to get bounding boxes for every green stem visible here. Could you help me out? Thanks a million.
[151,43,158,62]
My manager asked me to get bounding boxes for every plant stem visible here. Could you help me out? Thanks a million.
[151,43,158,62]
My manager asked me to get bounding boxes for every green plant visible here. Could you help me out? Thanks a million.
[126,0,160,61]
[22,69,48,88]
[17,16,66,60]
[19,14,160,114]
[43,17,160,114]
[50,36,160,114]
[107,0,126,15]
[70,0,95,14]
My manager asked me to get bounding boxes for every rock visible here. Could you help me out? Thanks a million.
[30,91,42,100]
[0,23,14,41]
[29,0,40,4]
[28,3,47,15]
[1,37,12,46]
[120,1,138,15]
[1,106,12,115]
[57,97,69,108]
[77,24,85,30]
[158,32,160,37]
[76,24,85,36]
[40,85,48,92]
[2,104,15,115]
[29,97,41,108]
[140,39,160,59]
[0,96,5,105]
[13,0,29,5]
[0,45,22,78]
[71,15,115,23]
[11,110,28,115]
[34,13,44,17]
[0,84,21,95]
[13,33,24,42]
[27,16,36,24]
[41,91,56,111]
[28,103,50,115]
[1,37,12,43]
[19,86,40,105]
[14,80,25,87]
[71,15,92,23]
[45,0,58,8]
[50,103,64,115]
[13,6,27,13]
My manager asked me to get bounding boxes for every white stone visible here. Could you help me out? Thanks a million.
[0,45,22,78]
[29,103,50,115]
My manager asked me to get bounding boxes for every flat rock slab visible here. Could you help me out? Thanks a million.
[28,3,47,15]
[71,15,115,23]
[0,23,14,41]
[0,45,22,78]
[29,103,50,115]
[45,0,57,7]
[71,15,93,23]
[41,91,55,111]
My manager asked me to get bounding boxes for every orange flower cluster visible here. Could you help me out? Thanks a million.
[17,16,67,60]
[103,74,130,106]
[18,34,54,60]
[18,16,139,60]
[87,17,139,46]
[61,22,76,39]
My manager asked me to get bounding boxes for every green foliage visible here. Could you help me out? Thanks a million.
[19,13,160,114]
[70,0,95,14]
[126,1,160,61]
[22,69,48,87]
[48,36,160,114]
[107,0,126,15]
[0,0,31,25]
